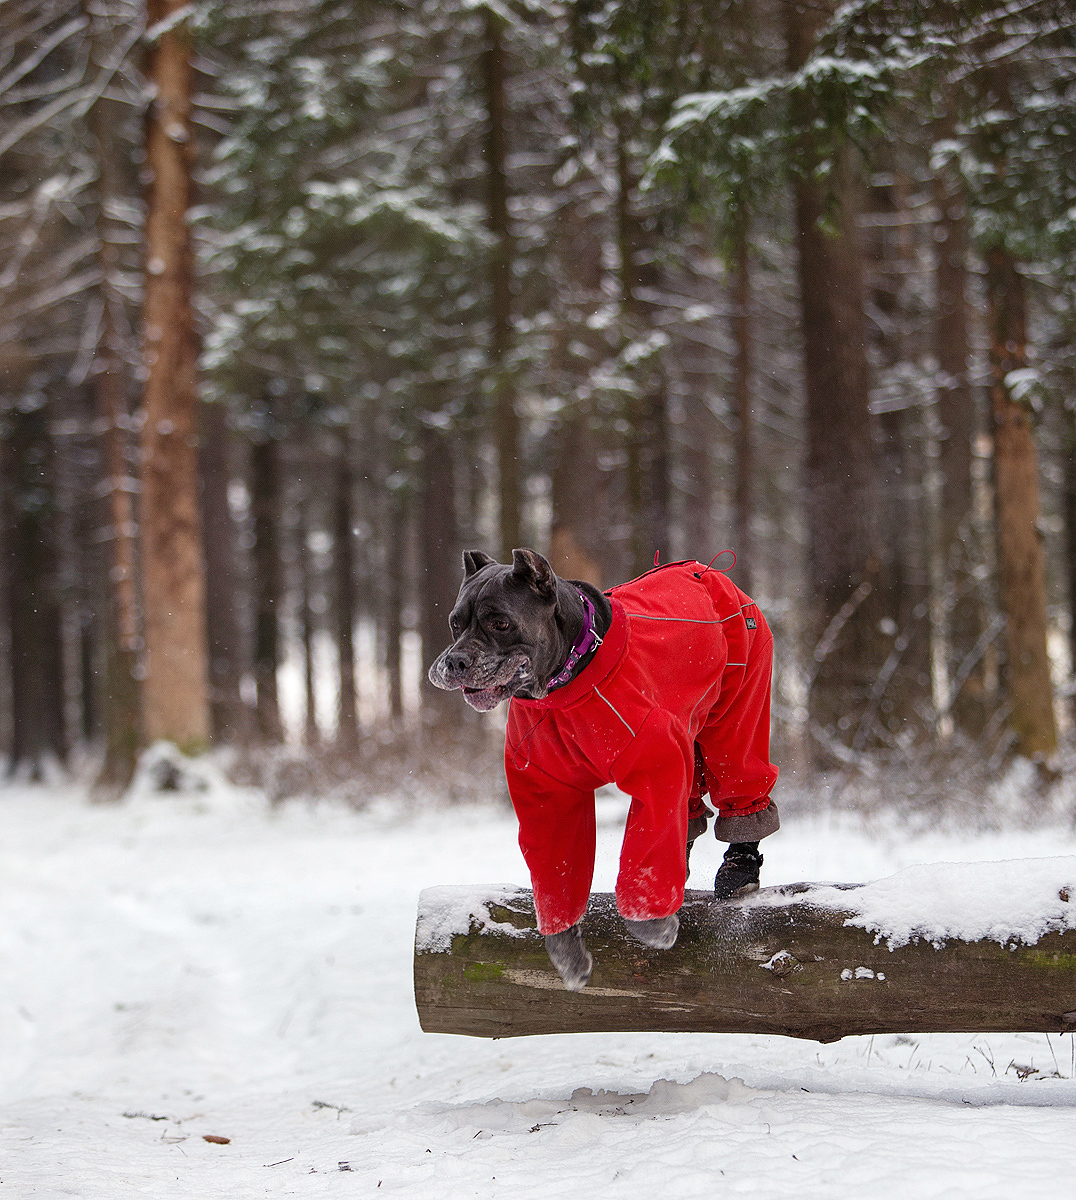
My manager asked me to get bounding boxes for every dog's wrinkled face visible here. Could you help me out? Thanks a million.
[428,549,565,711]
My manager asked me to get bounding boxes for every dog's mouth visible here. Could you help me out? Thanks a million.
[430,648,533,711]
[461,683,511,712]
[460,654,535,711]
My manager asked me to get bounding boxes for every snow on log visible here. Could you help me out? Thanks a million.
[414,859,1076,1042]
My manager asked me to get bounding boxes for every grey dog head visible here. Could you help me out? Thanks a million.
[427,548,568,711]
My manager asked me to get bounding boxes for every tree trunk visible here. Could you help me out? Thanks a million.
[296,479,319,748]
[731,225,754,596]
[985,245,1057,760]
[783,0,885,752]
[418,419,460,727]
[482,6,521,560]
[199,401,245,743]
[139,0,210,750]
[2,403,65,777]
[385,487,407,726]
[332,429,359,750]
[415,883,1076,1041]
[1065,405,1076,695]
[864,172,932,744]
[549,412,604,588]
[615,114,670,576]
[249,436,283,743]
[679,385,713,569]
[85,0,141,793]
[933,153,986,736]
[547,168,609,587]
[78,608,97,744]
[90,303,142,791]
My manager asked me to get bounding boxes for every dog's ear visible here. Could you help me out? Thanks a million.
[511,548,557,600]
[463,550,496,577]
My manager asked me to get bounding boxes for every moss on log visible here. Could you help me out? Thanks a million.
[414,884,1076,1042]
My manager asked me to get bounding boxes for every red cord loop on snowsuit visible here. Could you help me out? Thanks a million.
[694,550,736,579]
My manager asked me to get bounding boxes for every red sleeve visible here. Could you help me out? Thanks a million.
[504,754,595,936]
[609,708,693,921]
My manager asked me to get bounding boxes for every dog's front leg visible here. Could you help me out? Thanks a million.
[544,923,593,991]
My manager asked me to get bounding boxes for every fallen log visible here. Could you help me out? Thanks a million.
[414,858,1076,1041]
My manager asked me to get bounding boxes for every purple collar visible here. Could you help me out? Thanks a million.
[546,592,604,692]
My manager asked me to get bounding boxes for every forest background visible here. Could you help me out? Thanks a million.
[2,0,1075,807]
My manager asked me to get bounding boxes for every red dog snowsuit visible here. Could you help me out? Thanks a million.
[505,561,778,935]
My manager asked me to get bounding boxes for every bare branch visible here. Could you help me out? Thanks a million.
[0,14,86,97]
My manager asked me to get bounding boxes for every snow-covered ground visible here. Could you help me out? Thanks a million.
[2,762,1076,1199]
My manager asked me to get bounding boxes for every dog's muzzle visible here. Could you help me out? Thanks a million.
[428,645,531,711]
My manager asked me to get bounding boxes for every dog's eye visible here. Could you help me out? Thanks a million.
[486,617,511,633]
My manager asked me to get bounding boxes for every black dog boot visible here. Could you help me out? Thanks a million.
[545,923,593,992]
[623,913,680,950]
[714,842,763,900]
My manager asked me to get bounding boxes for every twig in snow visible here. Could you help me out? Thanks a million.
[974,1043,997,1076]
[1045,1033,1062,1077]
[311,1099,351,1118]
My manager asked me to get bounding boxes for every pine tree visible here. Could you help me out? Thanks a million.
[83,0,143,791]
[139,0,211,750]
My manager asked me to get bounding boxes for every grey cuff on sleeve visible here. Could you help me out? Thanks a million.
[712,800,780,843]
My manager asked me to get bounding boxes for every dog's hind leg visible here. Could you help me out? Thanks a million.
[623,913,680,950]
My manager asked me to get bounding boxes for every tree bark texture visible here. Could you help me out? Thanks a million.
[783,0,885,748]
[85,12,142,789]
[91,307,142,790]
[333,429,359,749]
[139,0,210,749]
[482,6,521,561]
[985,246,1057,759]
[933,158,986,736]
[415,885,1076,1041]
[249,436,283,743]
[199,401,245,743]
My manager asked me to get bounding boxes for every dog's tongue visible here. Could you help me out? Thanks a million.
[462,685,505,712]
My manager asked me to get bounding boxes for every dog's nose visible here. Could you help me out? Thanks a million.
[445,650,469,676]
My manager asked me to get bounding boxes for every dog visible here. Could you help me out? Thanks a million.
[429,548,779,991]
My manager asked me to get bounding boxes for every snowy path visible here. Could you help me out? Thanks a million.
[2,775,1076,1199]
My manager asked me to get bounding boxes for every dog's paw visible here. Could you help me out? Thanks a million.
[544,924,593,992]
[623,913,680,950]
